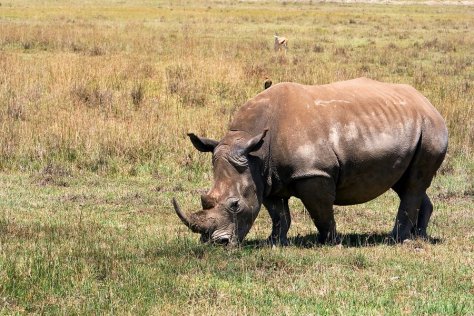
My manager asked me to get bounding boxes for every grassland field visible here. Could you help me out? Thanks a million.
[0,0,473,314]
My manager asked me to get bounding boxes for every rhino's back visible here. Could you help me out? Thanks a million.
[233,78,448,204]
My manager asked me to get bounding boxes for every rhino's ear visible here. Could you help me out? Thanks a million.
[240,129,268,156]
[187,133,219,153]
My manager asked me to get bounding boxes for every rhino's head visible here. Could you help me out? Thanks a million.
[173,130,268,245]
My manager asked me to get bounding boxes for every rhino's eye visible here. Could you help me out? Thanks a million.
[225,197,240,213]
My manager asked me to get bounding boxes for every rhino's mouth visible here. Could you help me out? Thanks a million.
[213,237,231,245]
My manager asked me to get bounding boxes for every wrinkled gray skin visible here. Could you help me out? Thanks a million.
[173,78,448,246]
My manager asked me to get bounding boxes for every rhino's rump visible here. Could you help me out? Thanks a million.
[269,79,444,204]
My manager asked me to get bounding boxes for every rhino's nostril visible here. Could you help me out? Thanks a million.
[214,238,229,245]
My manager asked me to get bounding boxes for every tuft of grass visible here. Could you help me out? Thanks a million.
[165,64,208,107]
[349,252,370,269]
[130,82,145,107]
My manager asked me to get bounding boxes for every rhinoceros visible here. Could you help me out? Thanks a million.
[172,77,448,246]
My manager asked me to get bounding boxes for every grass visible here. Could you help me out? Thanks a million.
[0,164,473,314]
[0,0,473,175]
[0,0,473,314]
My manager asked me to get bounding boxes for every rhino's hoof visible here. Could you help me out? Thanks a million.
[267,236,289,247]
[411,227,429,240]
[391,230,411,243]
[318,234,340,245]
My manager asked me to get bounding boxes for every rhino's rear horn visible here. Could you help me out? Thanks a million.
[200,194,216,210]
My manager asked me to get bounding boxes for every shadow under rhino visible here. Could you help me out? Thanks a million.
[242,233,442,249]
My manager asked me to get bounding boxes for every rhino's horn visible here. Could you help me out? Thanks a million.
[172,198,194,230]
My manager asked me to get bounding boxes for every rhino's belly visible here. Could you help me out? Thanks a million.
[334,182,397,205]
[333,153,413,205]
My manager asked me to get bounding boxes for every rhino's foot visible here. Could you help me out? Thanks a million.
[317,227,340,245]
[411,227,429,240]
[267,235,289,247]
[393,224,431,242]
[318,234,341,245]
[391,229,412,243]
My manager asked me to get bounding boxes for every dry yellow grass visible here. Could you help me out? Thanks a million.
[0,0,472,176]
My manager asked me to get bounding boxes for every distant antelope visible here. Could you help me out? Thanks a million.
[274,34,288,52]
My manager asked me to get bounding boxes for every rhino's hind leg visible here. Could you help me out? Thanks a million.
[392,191,436,241]
[391,131,446,242]
[411,193,433,238]
[294,177,338,244]
[263,198,291,246]
[392,193,425,242]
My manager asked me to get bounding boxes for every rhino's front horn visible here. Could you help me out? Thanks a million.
[172,198,194,230]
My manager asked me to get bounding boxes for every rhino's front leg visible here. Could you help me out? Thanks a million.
[263,198,291,246]
[294,177,339,244]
